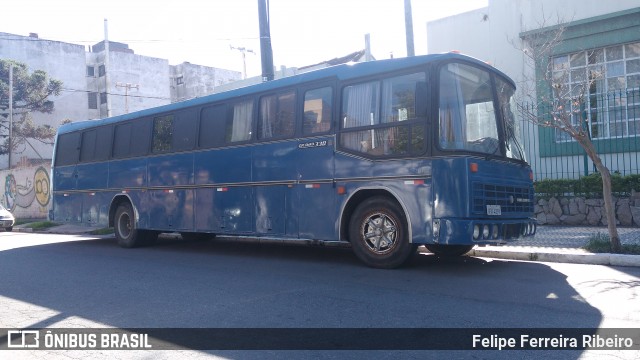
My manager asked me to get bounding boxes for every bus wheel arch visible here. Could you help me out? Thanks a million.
[109,195,154,248]
[342,190,415,268]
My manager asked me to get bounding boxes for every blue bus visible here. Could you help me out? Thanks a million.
[51,53,535,268]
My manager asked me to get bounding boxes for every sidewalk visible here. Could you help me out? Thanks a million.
[12,223,640,267]
[472,226,640,267]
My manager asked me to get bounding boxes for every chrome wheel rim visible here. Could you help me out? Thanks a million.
[117,212,132,239]
[360,212,398,255]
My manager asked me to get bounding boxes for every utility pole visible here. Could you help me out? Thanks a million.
[230,45,255,79]
[115,82,140,114]
[404,0,415,57]
[257,0,274,82]
[8,64,13,169]
[104,19,112,117]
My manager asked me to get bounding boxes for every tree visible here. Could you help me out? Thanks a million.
[514,18,622,252]
[0,59,63,160]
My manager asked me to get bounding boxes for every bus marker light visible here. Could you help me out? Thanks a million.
[217,187,228,192]
[90,192,96,196]
[404,180,424,185]
[163,189,174,193]
[63,193,69,197]
[529,171,534,180]
[470,163,478,173]
[305,184,320,189]
[337,186,346,195]
[121,190,128,194]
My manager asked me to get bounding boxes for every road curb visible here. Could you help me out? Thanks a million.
[471,248,640,267]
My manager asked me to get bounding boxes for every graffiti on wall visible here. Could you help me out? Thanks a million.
[2,166,50,214]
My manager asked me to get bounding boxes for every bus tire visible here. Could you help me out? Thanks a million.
[5,226,12,232]
[114,203,145,248]
[424,244,474,257]
[349,197,415,269]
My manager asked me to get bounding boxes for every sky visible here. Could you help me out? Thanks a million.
[1,0,488,78]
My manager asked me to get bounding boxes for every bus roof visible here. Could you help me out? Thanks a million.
[58,52,513,135]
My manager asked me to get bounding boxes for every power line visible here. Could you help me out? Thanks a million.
[60,87,171,101]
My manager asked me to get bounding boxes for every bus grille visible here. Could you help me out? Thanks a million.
[472,182,534,215]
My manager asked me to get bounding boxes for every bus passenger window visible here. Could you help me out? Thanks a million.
[153,115,174,153]
[258,91,295,139]
[381,73,426,123]
[303,87,332,134]
[226,100,253,143]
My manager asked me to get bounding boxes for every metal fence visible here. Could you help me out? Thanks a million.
[520,88,640,181]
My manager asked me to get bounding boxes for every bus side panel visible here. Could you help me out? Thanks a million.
[76,162,109,190]
[147,189,194,231]
[194,147,253,234]
[81,192,110,227]
[53,165,77,191]
[52,193,82,223]
[252,141,298,237]
[295,137,336,240]
[109,158,148,189]
[147,153,195,231]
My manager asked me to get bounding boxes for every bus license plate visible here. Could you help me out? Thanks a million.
[486,205,501,215]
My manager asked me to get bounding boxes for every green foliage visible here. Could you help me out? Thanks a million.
[535,172,640,199]
[0,59,63,156]
[584,232,640,254]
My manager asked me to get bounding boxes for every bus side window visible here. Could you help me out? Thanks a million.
[55,132,81,166]
[199,104,227,148]
[258,91,295,140]
[226,100,254,143]
[153,114,174,153]
[80,129,97,162]
[113,123,132,158]
[303,87,332,134]
[113,120,150,158]
[173,109,197,152]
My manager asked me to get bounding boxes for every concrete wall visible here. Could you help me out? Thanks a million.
[106,51,171,115]
[171,62,241,102]
[0,164,51,220]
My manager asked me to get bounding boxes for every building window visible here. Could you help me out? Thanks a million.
[551,41,640,142]
[100,92,107,104]
[176,76,184,85]
[98,65,106,77]
[88,92,98,109]
[86,66,95,77]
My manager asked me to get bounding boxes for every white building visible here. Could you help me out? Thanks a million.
[427,0,640,180]
[0,32,240,169]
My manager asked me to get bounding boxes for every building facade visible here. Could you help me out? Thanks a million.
[427,0,640,180]
[0,32,241,169]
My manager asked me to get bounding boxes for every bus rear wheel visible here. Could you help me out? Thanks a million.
[349,197,415,269]
[424,244,474,257]
[114,203,154,248]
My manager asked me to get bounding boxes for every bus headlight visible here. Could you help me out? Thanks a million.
[482,225,490,239]
[472,225,480,240]
[491,224,499,239]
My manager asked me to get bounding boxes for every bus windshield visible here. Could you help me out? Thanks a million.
[438,62,526,162]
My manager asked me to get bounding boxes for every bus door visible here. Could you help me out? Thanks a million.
[294,84,337,240]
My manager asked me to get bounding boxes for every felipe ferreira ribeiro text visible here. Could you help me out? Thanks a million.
[472,334,635,350]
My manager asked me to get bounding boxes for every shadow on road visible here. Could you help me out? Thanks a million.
[0,235,604,356]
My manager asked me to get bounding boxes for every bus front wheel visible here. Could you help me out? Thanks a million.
[114,203,153,248]
[349,197,415,269]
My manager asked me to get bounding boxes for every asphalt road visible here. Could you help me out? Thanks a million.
[1,232,639,359]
